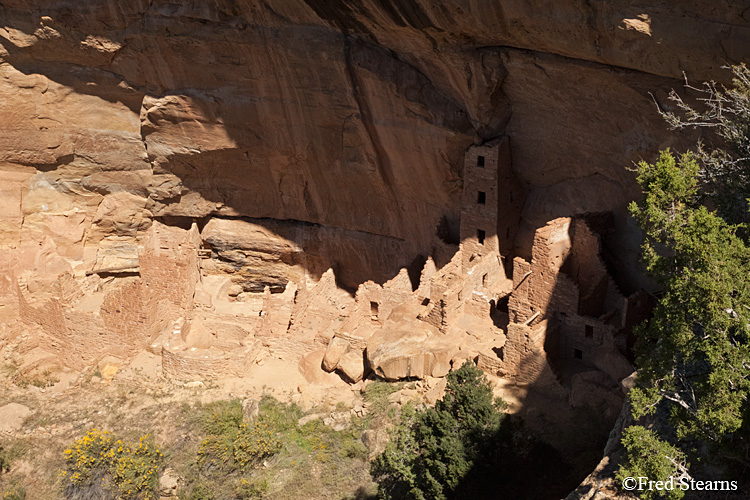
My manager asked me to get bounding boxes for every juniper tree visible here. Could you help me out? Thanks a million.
[370,362,504,500]
[623,66,750,488]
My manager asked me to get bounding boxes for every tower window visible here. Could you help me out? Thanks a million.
[477,229,485,245]
[477,191,486,205]
[477,155,485,168]
[574,349,583,360]
[482,273,487,287]
[585,325,594,338]
[370,301,379,317]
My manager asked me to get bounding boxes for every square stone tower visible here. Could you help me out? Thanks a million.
[460,136,522,272]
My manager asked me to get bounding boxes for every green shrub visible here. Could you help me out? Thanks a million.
[235,477,268,499]
[196,401,244,471]
[256,395,302,433]
[616,426,688,500]
[363,381,402,420]
[184,478,214,500]
[186,395,375,499]
[233,421,281,469]
[371,362,505,500]
[196,401,282,473]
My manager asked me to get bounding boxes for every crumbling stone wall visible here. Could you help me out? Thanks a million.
[161,341,262,380]
[561,218,610,317]
[139,222,201,310]
[557,314,618,365]
[339,269,414,334]
[256,282,297,337]
[16,278,150,369]
[419,233,511,333]
[509,218,619,324]
[478,321,565,393]
[507,217,634,375]
[459,252,511,319]
[14,221,202,370]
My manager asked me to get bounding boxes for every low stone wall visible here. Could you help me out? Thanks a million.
[161,342,262,380]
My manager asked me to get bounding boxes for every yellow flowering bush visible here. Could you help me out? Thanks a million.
[61,428,114,486]
[233,421,281,469]
[1,484,25,500]
[196,403,242,471]
[60,429,162,500]
[110,435,162,500]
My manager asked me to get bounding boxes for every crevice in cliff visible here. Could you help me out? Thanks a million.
[137,94,157,194]
[191,213,407,242]
[486,44,686,82]
[341,36,397,191]
[582,0,603,58]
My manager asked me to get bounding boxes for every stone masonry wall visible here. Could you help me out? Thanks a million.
[461,140,500,271]
[509,218,581,324]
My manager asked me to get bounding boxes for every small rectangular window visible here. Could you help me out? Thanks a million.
[477,191,486,205]
[477,155,485,168]
[574,349,583,360]
[370,301,379,317]
[482,273,487,287]
[477,229,485,245]
[585,325,594,338]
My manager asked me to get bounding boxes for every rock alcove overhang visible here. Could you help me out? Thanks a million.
[0,0,747,290]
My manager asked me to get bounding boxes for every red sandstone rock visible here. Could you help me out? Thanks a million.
[322,336,349,373]
[336,350,365,384]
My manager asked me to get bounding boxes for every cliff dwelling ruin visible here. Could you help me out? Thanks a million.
[2,2,746,497]
[1,136,644,421]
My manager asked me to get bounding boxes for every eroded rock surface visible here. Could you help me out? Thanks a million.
[2,0,746,291]
[0,3,746,497]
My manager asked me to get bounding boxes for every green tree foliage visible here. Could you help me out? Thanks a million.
[370,362,505,500]
[629,149,750,439]
[659,64,750,225]
[616,426,689,500]
[625,65,750,487]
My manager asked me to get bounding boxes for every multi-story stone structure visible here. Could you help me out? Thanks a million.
[459,136,524,272]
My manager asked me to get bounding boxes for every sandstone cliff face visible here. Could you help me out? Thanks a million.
[1,5,747,497]
[2,0,748,290]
